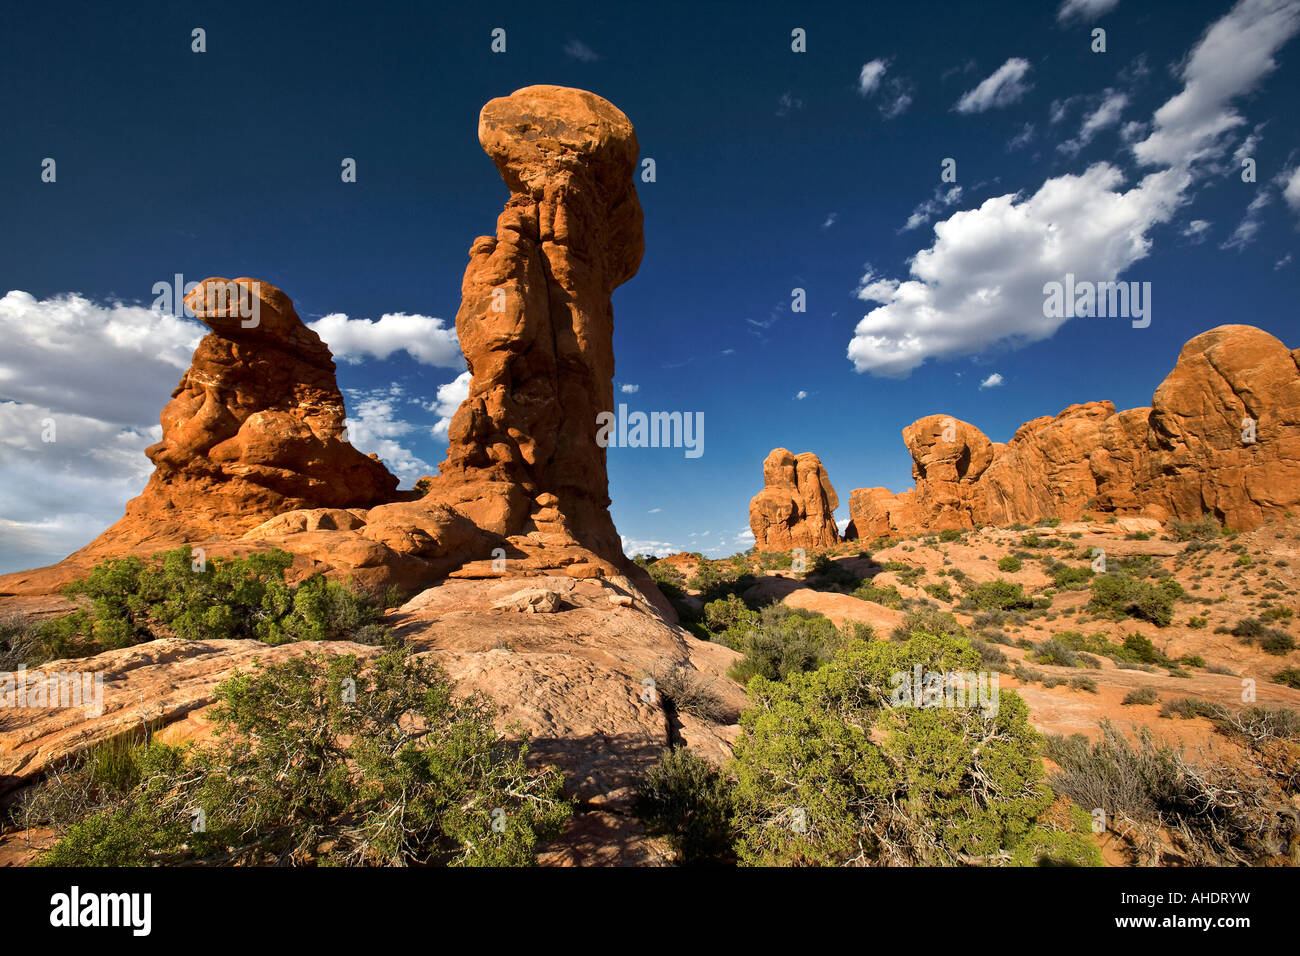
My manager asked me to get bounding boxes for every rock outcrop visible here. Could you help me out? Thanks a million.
[0,85,650,600]
[845,325,1300,536]
[748,449,840,551]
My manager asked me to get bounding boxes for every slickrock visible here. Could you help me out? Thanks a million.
[845,325,1300,536]
[748,449,841,551]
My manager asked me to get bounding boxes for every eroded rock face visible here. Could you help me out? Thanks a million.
[438,85,643,564]
[748,449,840,551]
[0,278,400,591]
[845,325,1300,535]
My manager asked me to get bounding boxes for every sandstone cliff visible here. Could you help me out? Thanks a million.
[748,449,840,551]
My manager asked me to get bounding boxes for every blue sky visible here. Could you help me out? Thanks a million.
[1,0,1298,571]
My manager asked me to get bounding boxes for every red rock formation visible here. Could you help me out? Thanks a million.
[845,325,1300,535]
[748,449,841,551]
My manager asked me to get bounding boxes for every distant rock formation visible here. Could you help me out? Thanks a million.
[748,449,840,551]
[846,325,1300,536]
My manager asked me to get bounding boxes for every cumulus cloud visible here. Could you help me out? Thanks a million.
[1132,0,1300,168]
[1058,0,1121,22]
[954,58,1033,114]
[1182,219,1212,241]
[0,290,202,427]
[429,371,472,440]
[309,312,462,367]
[979,372,1004,389]
[794,390,808,400]
[857,59,888,96]
[620,383,640,394]
[342,386,434,486]
[0,291,205,572]
[848,0,1300,378]
[620,536,679,559]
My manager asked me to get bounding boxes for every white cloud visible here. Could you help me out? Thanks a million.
[775,92,804,118]
[429,370,472,440]
[979,372,1005,389]
[822,212,838,229]
[1276,252,1294,268]
[1283,166,1300,213]
[620,536,679,559]
[1182,219,1212,241]
[1133,0,1300,168]
[648,507,662,514]
[1058,90,1128,155]
[343,387,433,486]
[794,390,808,400]
[308,312,461,367]
[0,290,202,426]
[0,291,204,572]
[857,59,888,96]
[902,185,964,231]
[1220,190,1273,250]
[563,39,600,62]
[620,383,640,394]
[848,0,1300,378]
[1007,122,1036,151]
[1058,0,1121,23]
[955,58,1033,114]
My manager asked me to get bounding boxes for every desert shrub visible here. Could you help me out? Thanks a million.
[33,649,570,866]
[924,582,954,602]
[725,606,848,684]
[938,528,963,543]
[1230,617,1295,654]
[1273,667,1300,690]
[0,610,40,669]
[30,547,394,661]
[634,748,734,865]
[1050,567,1092,590]
[646,661,733,723]
[702,593,757,636]
[1187,616,1208,629]
[731,633,1050,865]
[965,579,1035,612]
[853,578,904,609]
[1070,676,1098,693]
[1009,823,1104,867]
[1161,697,1223,721]
[1169,515,1223,541]
[891,607,965,643]
[1088,574,1182,626]
[1260,631,1297,655]
[1020,534,1041,548]
[808,554,862,591]
[969,638,1009,670]
[1045,722,1295,865]
[1031,639,1079,668]
[1123,687,1160,706]
[997,556,1023,573]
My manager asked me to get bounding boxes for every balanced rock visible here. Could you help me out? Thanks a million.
[748,449,840,551]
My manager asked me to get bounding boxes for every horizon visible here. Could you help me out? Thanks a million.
[3,0,1299,573]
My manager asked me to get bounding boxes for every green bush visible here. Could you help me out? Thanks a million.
[31,547,394,662]
[965,579,1035,612]
[997,556,1023,573]
[725,606,849,684]
[702,594,757,636]
[1088,574,1182,626]
[634,748,734,865]
[36,649,571,866]
[730,633,1050,866]
[853,578,904,609]
[1273,667,1300,690]
[1169,515,1223,541]
[1123,687,1160,706]
[1051,565,1094,590]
